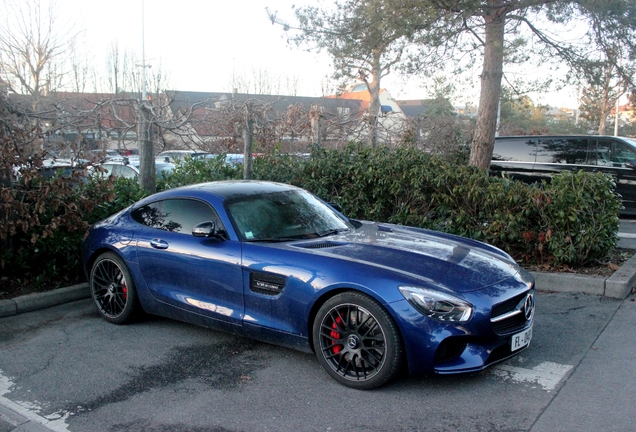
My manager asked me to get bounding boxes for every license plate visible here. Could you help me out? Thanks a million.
[511,325,533,351]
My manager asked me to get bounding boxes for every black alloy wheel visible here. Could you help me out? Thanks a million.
[90,252,140,324]
[313,291,403,390]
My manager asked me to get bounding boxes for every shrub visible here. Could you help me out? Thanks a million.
[157,155,242,190]
[1,171,145,290]
[538,171,621,266]
[0,141,621,294]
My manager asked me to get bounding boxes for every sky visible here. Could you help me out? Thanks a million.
[54,0,583,107]
[74,0,352,96]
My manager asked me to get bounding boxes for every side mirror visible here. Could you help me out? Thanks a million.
[192,221,224,239]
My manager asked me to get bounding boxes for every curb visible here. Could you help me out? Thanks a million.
[0,403,54,432]
[1,254,636,319]
[0,283,89,318]
[531,252,636,299]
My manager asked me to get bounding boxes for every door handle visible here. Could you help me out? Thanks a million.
[150,239,169,249]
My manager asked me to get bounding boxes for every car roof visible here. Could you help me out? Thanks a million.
[151,181,301,201]
[496,134,634,141]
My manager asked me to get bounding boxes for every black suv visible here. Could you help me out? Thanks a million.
[491,135,636,214]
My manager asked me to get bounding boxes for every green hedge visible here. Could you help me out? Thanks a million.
[251,145,620,267]
[1,145,621,293]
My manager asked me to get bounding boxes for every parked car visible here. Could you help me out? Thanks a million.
[85,149,123,163]
[96,162,139,179]
[95,159,175,180]
[156,150,209,163]
[82,181,535,389]
[491,135,636,214]
[194,153,245,166]
[117,148,139,157]
[12,158,88,186]
[38,158,89,181]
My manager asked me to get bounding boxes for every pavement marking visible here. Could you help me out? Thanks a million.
[618,232,636,239]
[490,361,573,391]
[0,371,69,432]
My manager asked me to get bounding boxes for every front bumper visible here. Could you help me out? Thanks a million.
[392,282,535,376]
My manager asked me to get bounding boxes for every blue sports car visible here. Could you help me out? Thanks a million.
[82,181,535,389]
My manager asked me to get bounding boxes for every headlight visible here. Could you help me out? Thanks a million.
[399,286,473,322]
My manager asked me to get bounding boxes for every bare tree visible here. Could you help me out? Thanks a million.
[68,37,93,93]
[229,67,300,96]
[0,0,79,109]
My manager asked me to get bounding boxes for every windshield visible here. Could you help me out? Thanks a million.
[225,189,352,242]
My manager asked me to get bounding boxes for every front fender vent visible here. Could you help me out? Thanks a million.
[294,241,345,249]
[250,272,286,296]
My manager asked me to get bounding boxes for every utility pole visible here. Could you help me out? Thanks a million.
[614,95,620,136]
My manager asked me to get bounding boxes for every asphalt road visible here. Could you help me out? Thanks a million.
[0,291,627,432]
[619,218,636,249]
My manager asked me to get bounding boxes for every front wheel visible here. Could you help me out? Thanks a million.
[89,252,140,324]
[313,292,403,390]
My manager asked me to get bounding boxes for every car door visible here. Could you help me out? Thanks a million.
[589,138,636,213]
[532,137,591,181]
[132,198,244,329]
[491,137,539,182]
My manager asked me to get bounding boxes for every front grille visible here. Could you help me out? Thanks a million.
[491,313,527,334]
[434,337,468,364]
[491,292,526,317]
[490,290,533,335]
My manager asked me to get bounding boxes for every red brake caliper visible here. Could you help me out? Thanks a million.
[122,282,128,300]
[330,316,343,354]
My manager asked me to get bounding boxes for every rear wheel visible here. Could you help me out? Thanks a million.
[90,252,140,324]
[313,292,403,389]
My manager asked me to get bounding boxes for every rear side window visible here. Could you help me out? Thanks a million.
[131,198,223,234]
[492,138,536,162]
[591,139,636,166]
[536,138,589,164]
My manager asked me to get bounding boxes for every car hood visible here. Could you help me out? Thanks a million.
[289,222,522,293]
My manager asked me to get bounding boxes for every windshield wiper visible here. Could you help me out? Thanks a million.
[316,228,350,238]
[246,235,307,243]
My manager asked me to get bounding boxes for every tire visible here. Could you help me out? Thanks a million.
[313,291,403,390]
[89,252,140,324]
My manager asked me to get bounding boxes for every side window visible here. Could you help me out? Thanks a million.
[591,140,636,167]
[111,165,123,177]
[614,142,636,164]
[121,165,137,179]
[131,199,223,234]
[591,140,613,166]
[536,138,589,164]
[492,138,536,162]
[100,164,114,177]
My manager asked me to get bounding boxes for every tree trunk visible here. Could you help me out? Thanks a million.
[598,113,607,135]
[137,100,156,194]
[358,53,384,148]
[310,105,322,146]
[469,8,506,169]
